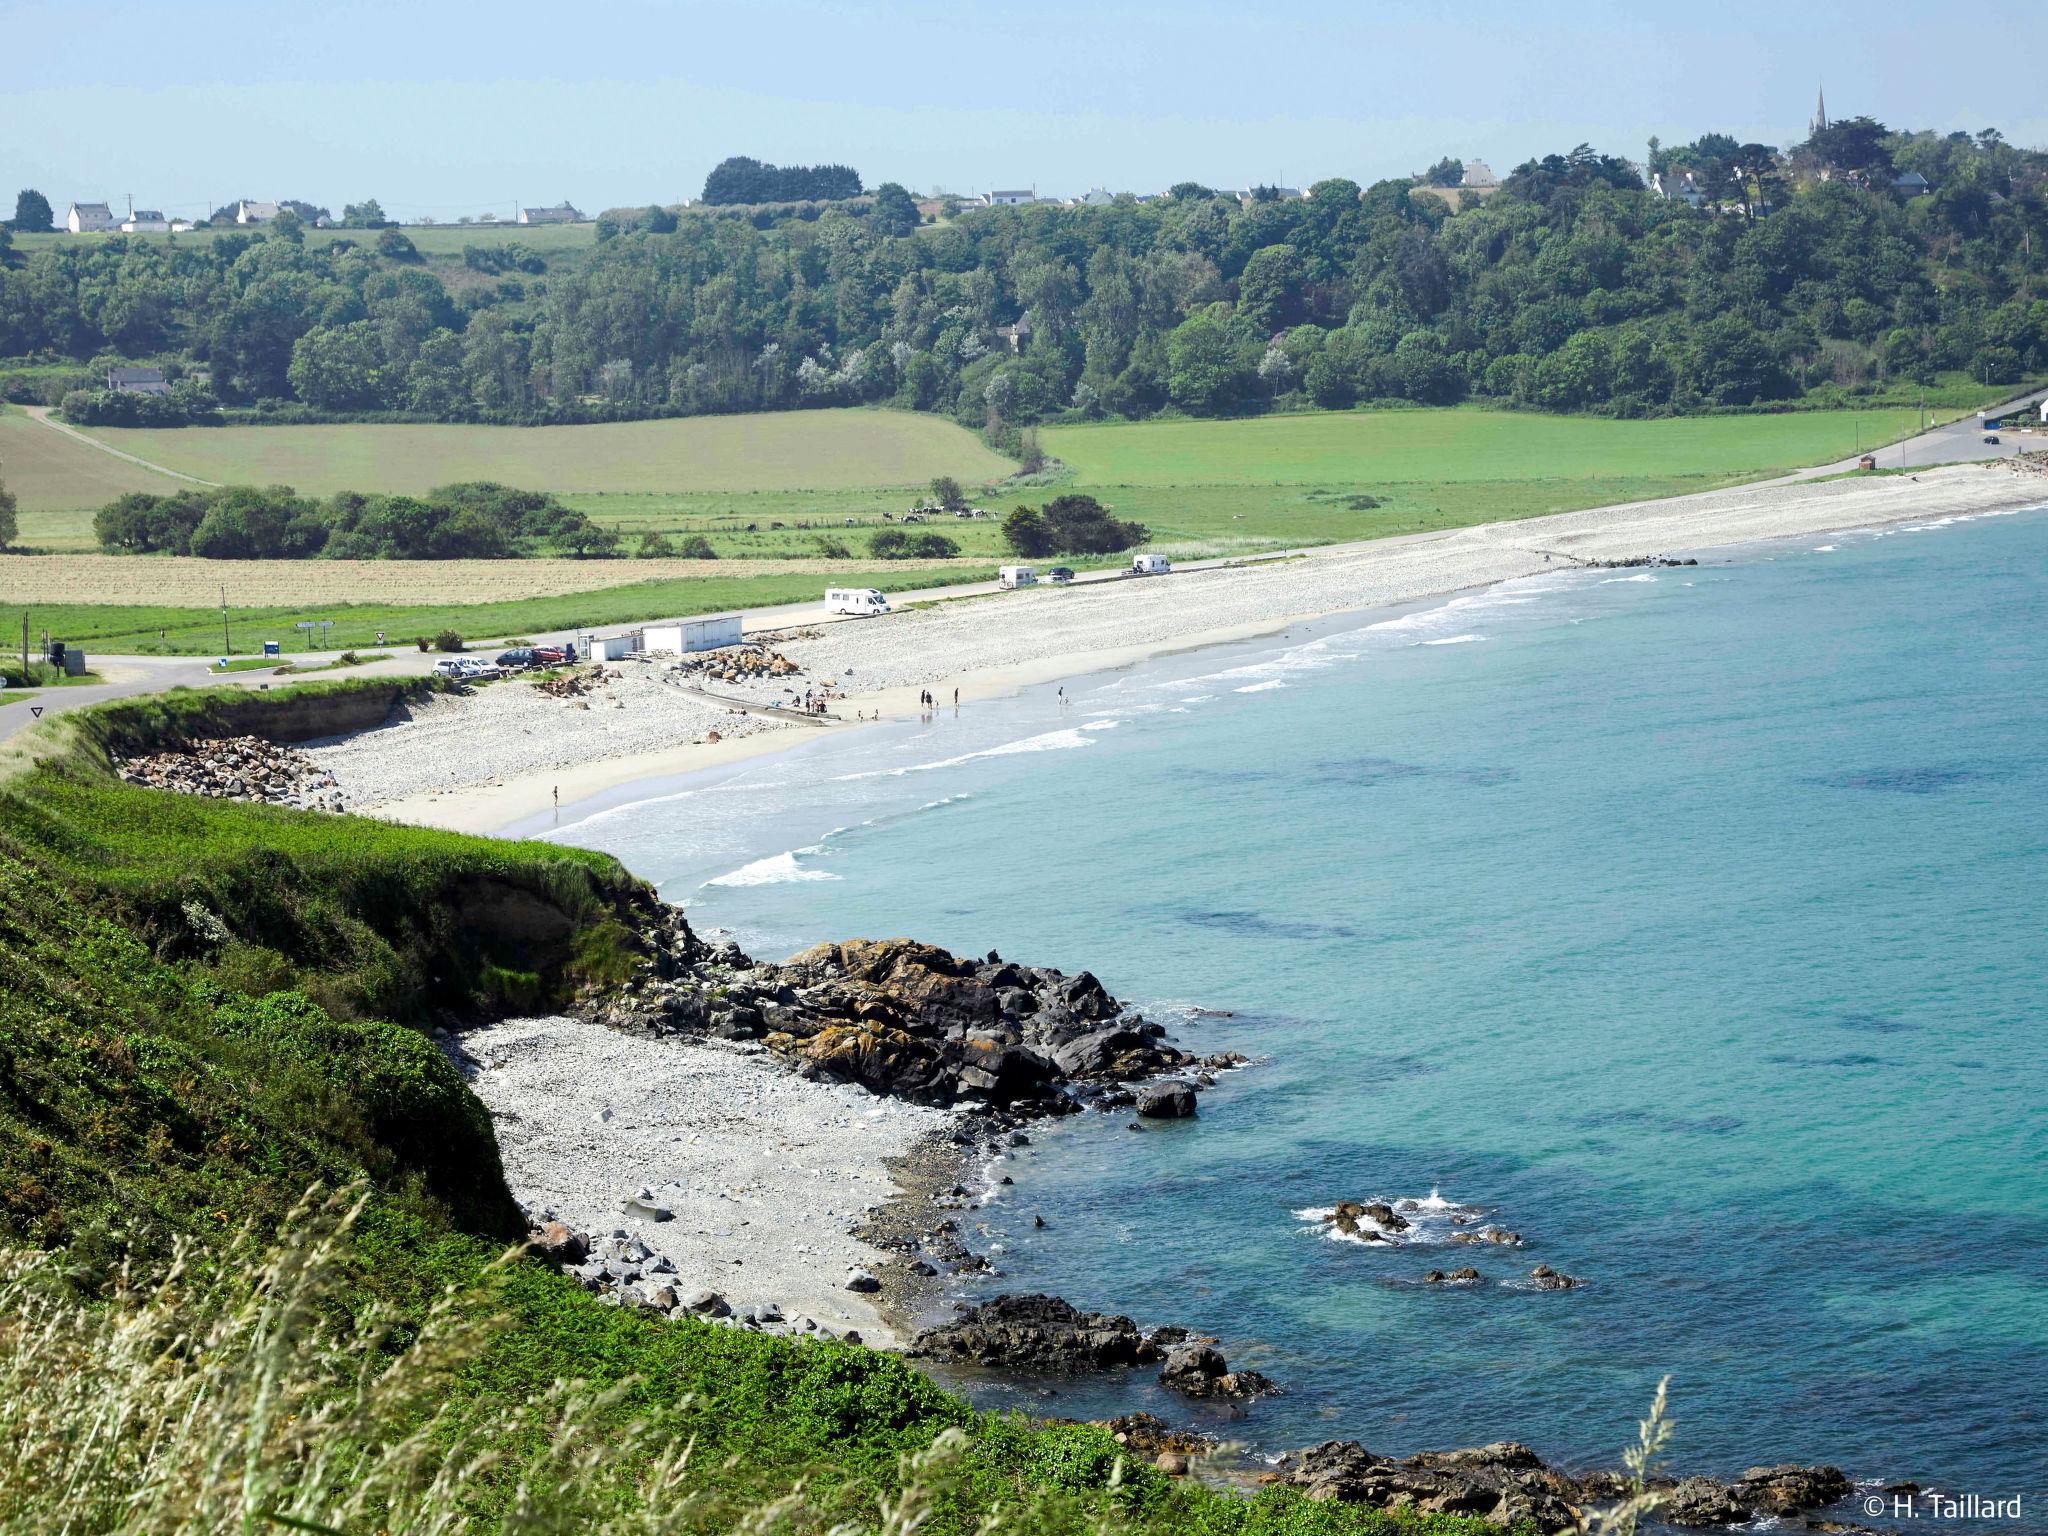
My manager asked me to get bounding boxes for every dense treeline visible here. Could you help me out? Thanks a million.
[5,123,2046,432]
[94,481,622,559]
[700,156,865,205]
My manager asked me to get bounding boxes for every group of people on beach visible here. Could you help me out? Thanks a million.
[916,688,958,718]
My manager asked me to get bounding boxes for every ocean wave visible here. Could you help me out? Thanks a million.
[1421,634,1484,646]
[1079,718,1124,731]
[1235,679,1286,693]
[704,850,841,887]
[1812,545,1836,552]
[1293,1190,1509,1249]
[833,727,1095,781]
[1599,573,1657,584]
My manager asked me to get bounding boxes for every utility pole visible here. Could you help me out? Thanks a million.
[221,584,231,658]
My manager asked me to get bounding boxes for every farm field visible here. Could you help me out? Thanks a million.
[67,408,1012,500]
[0,408,189,525]
[13,563,970,656]
[1039,404,1939,487]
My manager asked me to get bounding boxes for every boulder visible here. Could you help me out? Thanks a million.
[845,1268,881,1293]
[1135,1082,1198,1119]
[1729,1464,1852,1516]
[1158,1342,1277,1401]
[1662,1475,1750,1526]
[911,1293,1160,1370]
[530,1220,587,1264]
[1527,1264,1583,1290]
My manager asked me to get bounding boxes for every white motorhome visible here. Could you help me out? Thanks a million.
[1129,553,1171,576]
[998,565,1037,589]
[827,587,891,617]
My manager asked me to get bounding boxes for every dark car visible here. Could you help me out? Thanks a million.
[531,645,569,666]
[495,647,537,670]
[1983,434,2001,446]
[1046,566,1076,584]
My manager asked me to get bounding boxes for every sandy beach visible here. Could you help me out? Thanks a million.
[320,461,2047,836]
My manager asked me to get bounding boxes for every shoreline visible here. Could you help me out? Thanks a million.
[325,461,2046,841]
[306,463,2043,1509]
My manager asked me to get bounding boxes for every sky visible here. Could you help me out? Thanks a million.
[5,0,2044,222]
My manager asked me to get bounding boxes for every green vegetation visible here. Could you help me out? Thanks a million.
[15,562,972,655]
[96,480,626,559]
[71,409,1012,498]
[0,686,1515,1534]
[700,155,864,204]
[3,121,2044,432]
[0,407,184,520]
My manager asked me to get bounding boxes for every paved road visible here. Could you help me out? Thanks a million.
[8,390,2043,746]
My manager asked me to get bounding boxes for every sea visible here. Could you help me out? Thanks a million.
[546,504,2048,1527]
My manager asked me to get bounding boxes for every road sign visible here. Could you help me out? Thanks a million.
[29,707,42,718]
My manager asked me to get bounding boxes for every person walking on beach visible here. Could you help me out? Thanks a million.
[953,687,959,708]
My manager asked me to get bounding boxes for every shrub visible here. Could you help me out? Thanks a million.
[434,630,464,652]
[869,528,911,559]
[635,530,676,558]
[907,531,959,558]
[675,534,717,559]
[414,635,432,651]
[813,536,851,558]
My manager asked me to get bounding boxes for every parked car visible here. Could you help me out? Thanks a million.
[455,658,502,680]
[495,647,537,670]
[431,658,472,679]
[1983,434,2001,445]
[1128,553,1171,576]
[1046,566,1076,584]
[531,645,568,665]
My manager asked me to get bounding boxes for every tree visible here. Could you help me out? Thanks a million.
[11,189,53,232]
[1806,117,1894,185]
[1237,244,1304,331]
[376,227,420,261]
[288,322,386,411]
[1421,157,1464,187]
[870,182,919,237]
[1003,506,1053,557]
[0,475,16,548]
[1166,311,1245,413]
[869,528,911,558]
[269,208,306,244]
[341,198,389,227]
[929,475,966,510]
[1037,493,1146,554]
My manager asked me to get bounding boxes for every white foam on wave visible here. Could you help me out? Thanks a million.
[704,850,840,887]
[1292,1188,1504,1249]
[1079,718,1124,732]
[832,727,1095,782]
[1599,573,1657,584]
[1421,634,1484,646]
[1812,545,1837,552]
[1235,679,1286,693]
[1181,694,1215,704]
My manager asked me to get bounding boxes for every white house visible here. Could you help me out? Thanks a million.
[985,189,1035,206]
[1460,160,1498,190]
[106,366,170,396]
[120,209,171,233]
[518,201,583,225]
[232,200,282,224]
[67,201,117,232]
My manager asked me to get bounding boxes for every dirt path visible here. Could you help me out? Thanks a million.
[22,407,219,488]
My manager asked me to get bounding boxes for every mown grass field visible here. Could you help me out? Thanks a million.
[0,408,189,525]
[1039,405,1937,486]
[73,408,1012,498]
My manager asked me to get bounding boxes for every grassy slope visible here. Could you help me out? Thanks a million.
[0,685,1499,1535]
[70,408,1013,498]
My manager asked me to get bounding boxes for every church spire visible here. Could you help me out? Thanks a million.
[1810,85,1829,139]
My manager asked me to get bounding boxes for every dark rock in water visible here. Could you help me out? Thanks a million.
[1729,1464,1852,1516]
[1324,1200,1409,1238]
[1135,1081,1198,1118]
[1527,1264,1583,1290]
[910,1293,1162,1370]
[1098,1411,1213,1459]
[1281,1439,1584,1531]
[1448,1266,1481,1282]
[1662,1474,1751,1526]
[1423,1269,1445,1283]
[1158,1342,1278,1401]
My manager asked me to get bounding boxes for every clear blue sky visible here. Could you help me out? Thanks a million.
[4,0,2041,221]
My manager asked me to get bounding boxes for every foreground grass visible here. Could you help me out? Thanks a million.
[0,683,1522,1535]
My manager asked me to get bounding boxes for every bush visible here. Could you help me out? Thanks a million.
[869,528,911,559]
[635,530,676,558]
[675,534,717,559]
[414,635,432,652]
[434,630,464,653]
[814,536,851,558]
[908,531,959,558]
[1004,495,1146,557]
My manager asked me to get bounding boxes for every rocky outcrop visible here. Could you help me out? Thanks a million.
[910,1293,1164,1370]
[584,924,1240,1113]
[1324,1201,1409,1240]
[1280,1438,1851,1534]
[911,1293,1276,1401]
[115,735,349,811]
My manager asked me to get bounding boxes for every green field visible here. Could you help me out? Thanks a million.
[0,408,192,525]
[73,408,1012,498]
[1041,405,1936,486]
[16,564,971,656]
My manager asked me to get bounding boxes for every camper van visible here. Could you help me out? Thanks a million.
[1128,553,1171,576]
[826,587,891,617]
[998,565,1037,589]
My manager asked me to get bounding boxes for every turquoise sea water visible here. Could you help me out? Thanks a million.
[552,506,2048,1522]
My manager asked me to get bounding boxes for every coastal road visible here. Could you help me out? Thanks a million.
[1791,387,2047,476]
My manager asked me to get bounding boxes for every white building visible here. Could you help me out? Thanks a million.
[518,201,583,224]
[232,200,282,224]
[642,616,743,654]
[985,189,1035,206]
[1460,160,1498,190]
[120,209,171,233]
[66,201,117,232]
